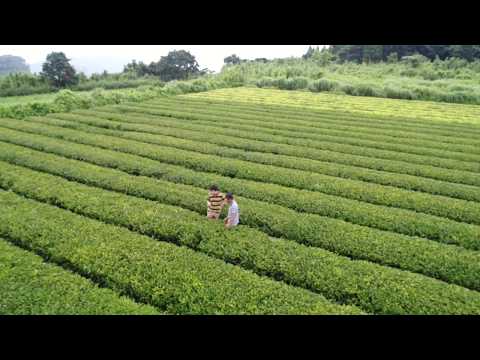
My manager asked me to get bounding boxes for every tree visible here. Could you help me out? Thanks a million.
[386,52,399,63]
[0,55,30,76]
[40,52,78,88]
[123,60,150,77]
[150,50,200,81]
[330,45,364,63]
[311,48,335,66]
[224,54,241,65]
[302,46,315,59]
[362,45,384,63]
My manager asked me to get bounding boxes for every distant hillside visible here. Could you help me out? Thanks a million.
[0,55,30,75]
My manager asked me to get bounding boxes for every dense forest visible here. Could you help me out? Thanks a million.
[324,45,480,63]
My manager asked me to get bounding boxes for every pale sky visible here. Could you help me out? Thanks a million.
[0,45,326,74]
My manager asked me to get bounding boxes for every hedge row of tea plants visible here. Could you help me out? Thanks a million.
[1,142,480,290]
[127,100,480,159]
[0,238,160,315]
[98,106,480,186]
[110,103,480,173]
[146,96,480,144]
[188,88,480,126]
[47,111,480,203]
[137,99,480,156]
[0,190,357,315]
[2,118,478,225]
[0,134,478,251]
[1,163,480,314]
[158,94,480,143]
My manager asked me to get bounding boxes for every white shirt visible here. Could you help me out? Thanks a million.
[227,200,239,226]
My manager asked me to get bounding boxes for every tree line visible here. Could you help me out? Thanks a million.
[0,50,206,96]
[322,45,480,63]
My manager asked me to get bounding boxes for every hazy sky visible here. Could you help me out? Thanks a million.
[0,45,326,73]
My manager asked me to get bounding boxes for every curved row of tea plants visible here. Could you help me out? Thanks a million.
[149,96,480,143]
[179,90,480,130]
[168,93,480,140]
[46,111,480,203]
[0,135,478,251]
[187,88,480,126]
[105,104,480,174]
[2,118,478,225]
[0,190,357,315]
[0,238,160,315]
[2,162,480,314]
[2,153,480,289]
[128,100,480,159]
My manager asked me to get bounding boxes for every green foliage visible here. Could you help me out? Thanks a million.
[0,238,159,315]
[107,102,480,186]
[1,119,479,276]
[2,87,480,315]
[146,50,200,81]
[0,189,359,315]
[0,77,227,120]
[224,54,242,65]
[40,52,79,88]
[309,79,338,92]
[11,112,480,227]
[1,161,480,314]
[216,55,480,105]
[330,45,480,62]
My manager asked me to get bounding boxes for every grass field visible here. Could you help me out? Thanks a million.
[0,92,57,105]
[1,88,479,315]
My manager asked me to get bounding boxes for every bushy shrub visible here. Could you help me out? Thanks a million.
[339,83,356,95]
[420,69,441,81]
[353,83,382,97]
[309,79,338,92]
[384,86,416,100]
[54,90,92,112]
[256,77,275,88]
[400,69,418,77]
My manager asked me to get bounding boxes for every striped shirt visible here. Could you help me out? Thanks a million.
[207,191,225,214]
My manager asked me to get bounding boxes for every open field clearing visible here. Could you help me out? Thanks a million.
[0,88,479,315]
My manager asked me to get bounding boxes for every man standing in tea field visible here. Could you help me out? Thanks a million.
[207,185,225,220]
[224,193,240,229]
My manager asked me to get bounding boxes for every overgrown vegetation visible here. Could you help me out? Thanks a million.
[218,46,480,105]
[0,76,231,119]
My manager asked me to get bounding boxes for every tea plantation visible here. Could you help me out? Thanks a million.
[1,88,479,315]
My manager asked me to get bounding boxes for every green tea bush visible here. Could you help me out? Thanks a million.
[309,79,338,92]
[5,145,480,304]
[0,190,360,315]
[2,162,480,314]
[105,104,480,182]
[2,132,478,254]
[6,117,479,225]
[384,86,416,100]
[0,238,160,315]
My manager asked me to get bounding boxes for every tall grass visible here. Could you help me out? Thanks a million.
[217,58,480,105]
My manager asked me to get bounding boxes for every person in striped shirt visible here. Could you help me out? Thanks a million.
[207,185,225,220]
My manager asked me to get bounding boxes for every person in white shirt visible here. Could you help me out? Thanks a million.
[224,192,239,229]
